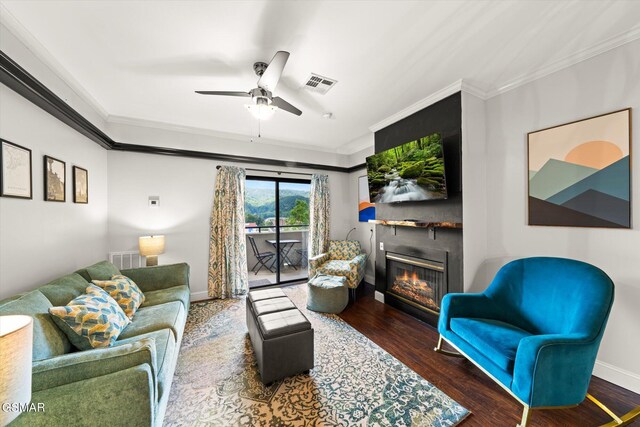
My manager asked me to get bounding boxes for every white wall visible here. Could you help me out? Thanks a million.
[107,149,353,301]
[483,39,640,393]
[0,86,109,298]
[0,20,108,133]
[461,91,488,292]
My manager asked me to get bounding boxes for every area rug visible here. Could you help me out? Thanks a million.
[164,285,469,426]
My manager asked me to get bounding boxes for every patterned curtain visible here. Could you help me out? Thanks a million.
[208,166,248,299]
[308,174,330,259]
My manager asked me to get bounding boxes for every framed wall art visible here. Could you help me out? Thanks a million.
[73,166,88,204]
[44,155,66,202]
[0,139,32,199]
[528,108,631,228]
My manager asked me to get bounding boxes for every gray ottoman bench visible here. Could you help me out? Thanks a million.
[246,288,314,384]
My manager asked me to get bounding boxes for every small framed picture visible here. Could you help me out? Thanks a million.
[44,155,66,202]
[1,139,32,199]
[73,166,88,204]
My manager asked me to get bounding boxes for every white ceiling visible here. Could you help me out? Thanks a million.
[1,0,640,153]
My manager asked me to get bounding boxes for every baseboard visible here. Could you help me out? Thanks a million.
[593,360,640,395]
[374,291,385,303]
[189,290,209,302]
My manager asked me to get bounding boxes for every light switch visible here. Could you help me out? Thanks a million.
[149,196,160,208]
[379,242,384,251]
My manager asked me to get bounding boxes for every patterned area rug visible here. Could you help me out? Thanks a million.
[164,285,469,426]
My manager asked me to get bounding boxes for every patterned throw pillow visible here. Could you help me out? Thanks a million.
[91,275,145,319]
[49,285,130,350]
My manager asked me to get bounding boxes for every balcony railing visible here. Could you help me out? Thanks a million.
[245,224,309,234]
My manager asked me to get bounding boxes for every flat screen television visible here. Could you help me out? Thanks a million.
[366,133,447,203]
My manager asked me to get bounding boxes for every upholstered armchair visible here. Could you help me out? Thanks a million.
[434,257,637,427]
[308,240,367,289]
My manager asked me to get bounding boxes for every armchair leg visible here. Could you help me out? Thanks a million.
[517,405,531,427]
[587,394,640,426]
[434,335,466,358]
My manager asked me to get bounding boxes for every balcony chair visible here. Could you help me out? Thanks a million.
[308,240,367,300]
[436,257,638,426]
[247,235,275,275]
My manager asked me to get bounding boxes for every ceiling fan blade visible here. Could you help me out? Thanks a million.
[272,96,302,116]
[257,51,290,92]
[195,91,250,97]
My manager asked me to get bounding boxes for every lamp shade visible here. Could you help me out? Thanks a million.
[0,315,33,426]
[139,235,166,256]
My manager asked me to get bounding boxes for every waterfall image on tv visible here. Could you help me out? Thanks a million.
[366,133,447,203]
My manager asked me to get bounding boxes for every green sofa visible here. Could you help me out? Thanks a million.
[0,261,191,427]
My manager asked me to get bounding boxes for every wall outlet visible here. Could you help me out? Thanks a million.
[379,242,384,251]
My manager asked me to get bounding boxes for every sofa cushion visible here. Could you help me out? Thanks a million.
[328,240,361,260]
[115,329,176,401]
[119,301,185,343]
[76,261,121,282]
[92,275,145,319]
[49,285,131,350]
[450,317,532,373]
[0,290,71,360]
[39,273,91,307]
[142,285,190,310]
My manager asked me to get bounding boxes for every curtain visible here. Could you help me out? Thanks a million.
[208,166,248,299]
[308,174,330,259]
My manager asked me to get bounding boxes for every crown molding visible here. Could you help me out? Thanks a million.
[1,49,359,173]
[106,114,341,155]
[369,79,487,133]
[336,132,375,156]
[368,25,640,132]
[0,3,109,121]
[484,25,640,99]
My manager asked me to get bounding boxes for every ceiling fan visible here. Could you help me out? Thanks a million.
[195,51,302,120]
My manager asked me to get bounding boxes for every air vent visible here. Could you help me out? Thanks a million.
[303,73,337,95]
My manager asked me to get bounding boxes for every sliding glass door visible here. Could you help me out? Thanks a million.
[245,177,311,288]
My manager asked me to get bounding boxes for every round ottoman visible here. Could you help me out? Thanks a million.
[307,274,349,314]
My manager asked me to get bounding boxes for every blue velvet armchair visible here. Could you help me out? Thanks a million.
[435,257,632,426]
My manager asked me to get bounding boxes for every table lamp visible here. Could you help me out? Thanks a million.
[139,235,165,266]
[0,315,33,426]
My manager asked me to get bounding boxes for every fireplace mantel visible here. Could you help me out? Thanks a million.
[369,219,462,229]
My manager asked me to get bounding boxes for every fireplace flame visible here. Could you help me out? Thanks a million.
[411,272,418,282]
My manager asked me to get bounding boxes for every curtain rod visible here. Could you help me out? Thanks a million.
[216,165,313,176]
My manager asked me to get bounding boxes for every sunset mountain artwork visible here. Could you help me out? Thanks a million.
[528,109,631,228]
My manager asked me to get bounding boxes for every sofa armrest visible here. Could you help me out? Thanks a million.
[512,333,597,407]
[12,365,155,427]
[438,293,499,333]
[308,253,329,277]
[121,262,190,292]
[32,337,157,397]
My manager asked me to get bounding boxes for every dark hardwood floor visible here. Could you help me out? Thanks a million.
[338,284,640,426]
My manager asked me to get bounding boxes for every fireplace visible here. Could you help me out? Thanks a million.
[385,252,447,321]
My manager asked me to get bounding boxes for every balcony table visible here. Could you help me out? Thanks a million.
[265,239,301,270]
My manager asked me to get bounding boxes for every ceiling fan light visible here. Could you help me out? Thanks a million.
[245,103,278,120]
